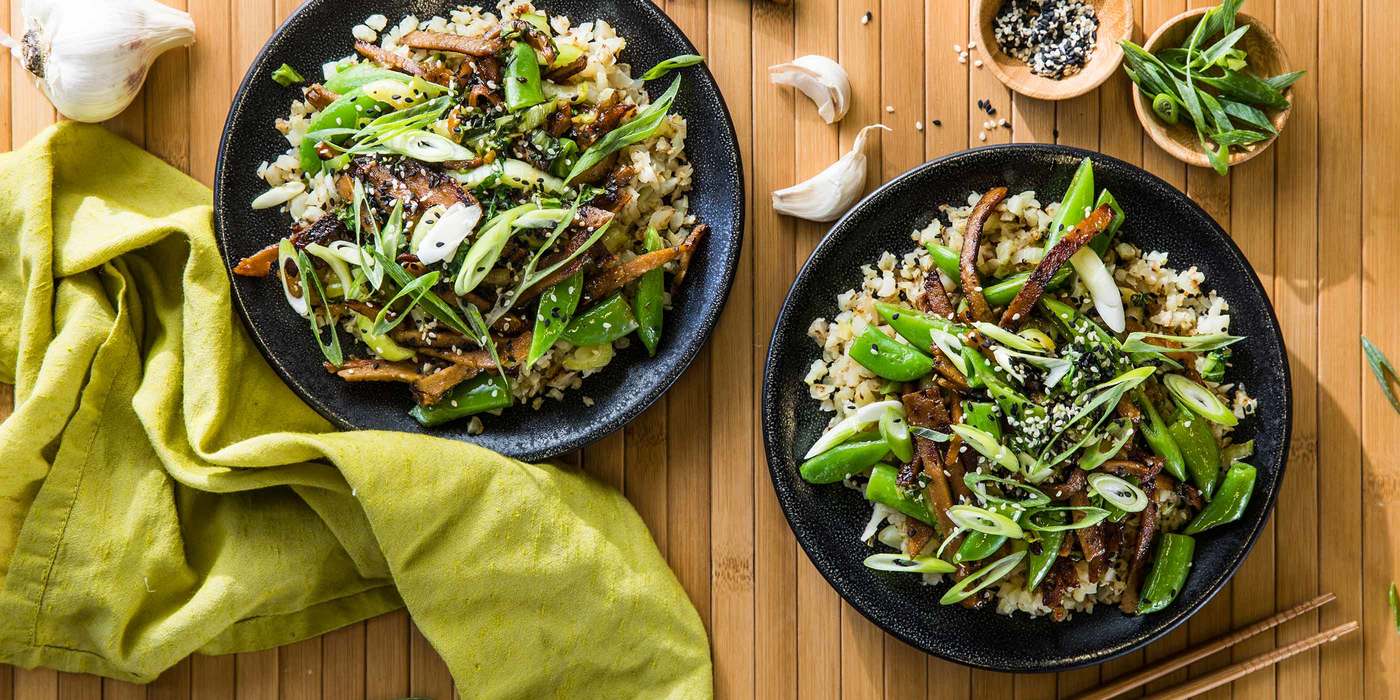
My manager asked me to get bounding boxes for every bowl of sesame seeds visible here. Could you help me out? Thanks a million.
[974,0,1134,101]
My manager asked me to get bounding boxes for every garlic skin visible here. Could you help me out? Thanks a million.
[772,124,889,222]
[769,55,851,124]
[1,0,195,123]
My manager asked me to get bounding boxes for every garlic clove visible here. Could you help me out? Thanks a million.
[772,124,889,222]
[5,0,196,123]
[769,55,851,124]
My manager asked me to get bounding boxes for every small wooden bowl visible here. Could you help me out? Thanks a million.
[1133,8,1293,169]
[973,0,1134,101]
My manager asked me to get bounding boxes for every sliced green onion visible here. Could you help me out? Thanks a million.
[804,400,905,459]
[950,424,1019,471]
[990,346,1073,389]
[641,54,706,81]
[939,551,1025,605]
[863,552,956,575]
[879,410,914,463]
[453,203,548,296]
[272,63,305,87]
[380,130,475,163]
[911,426,951,442]
[963,473,1051,508]
[294,250,343,365]
[371,271,441,336]
[1079,419,1134,470]
[1152,93,1179,124]
[947,505,1025,539]
[1069,247,1125,334]
[566,75,681,183]
[277,239,308,317]
[1164,373,1238,426]
[930,327,970,375]
[303,242,354,296]
[1122,331,1244,358]
[1222,439,1254,465]
[1024,506,1111,532]
[1087,473,1149,513]
[974,321,1048,353]
[1017,328,1056,352]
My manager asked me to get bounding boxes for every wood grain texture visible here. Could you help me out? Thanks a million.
[0,0,1392,698]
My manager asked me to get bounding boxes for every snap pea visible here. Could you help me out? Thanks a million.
[1047,157,1096,248]
[299,88,386,173]
[561,293,638,346]
[1168,408,1222,499]
[1133,388,1188,481]
[874,301,959,352]
[1025,512,1066,590]
[1137,533,1196,615]
[1090,189,1127,257]
[1041,297,1119,349]
[865,464,934,525]
[800,439,890,484]
[409,374,513,427]
[1184,462,1256,534]
[352,314,415,362]
[526,270,583,368]
[634,228,665,356]
[954,503,1021,564]
[849,327,935,382]
[962,400,1002,440]
[505,41,547,112]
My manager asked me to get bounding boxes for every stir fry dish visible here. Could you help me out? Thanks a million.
[235,3,708,431]
[801,158,1259,619]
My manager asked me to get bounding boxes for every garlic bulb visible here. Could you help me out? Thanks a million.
[0,0,195,123]
[772,124,889,222]
[768,55,851,124]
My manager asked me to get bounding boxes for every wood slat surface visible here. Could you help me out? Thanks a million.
[1,0,1395,697]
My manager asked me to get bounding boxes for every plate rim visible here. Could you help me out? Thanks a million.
[212,0,745,462]
[760,142,1292,672]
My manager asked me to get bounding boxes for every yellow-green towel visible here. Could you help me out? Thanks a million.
[0,122,711,698]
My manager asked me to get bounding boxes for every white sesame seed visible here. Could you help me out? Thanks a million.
[958,56,968,64]
[885,105,895,113]
[979,131,987,141]
[915,121,924,131]
[968,40,978,49]
[954,44,963,53]
[974,59,984,68]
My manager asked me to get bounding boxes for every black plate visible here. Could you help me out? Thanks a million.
[761,145,1290,672]
[214,0,742,461]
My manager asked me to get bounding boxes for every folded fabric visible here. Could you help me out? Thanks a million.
[0,122,711,697]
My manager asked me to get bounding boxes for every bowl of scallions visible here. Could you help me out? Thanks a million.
[1123,1,1303,175]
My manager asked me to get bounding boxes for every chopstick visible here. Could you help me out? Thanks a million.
[1140,621,1359,700]
[1071,593,1338,700]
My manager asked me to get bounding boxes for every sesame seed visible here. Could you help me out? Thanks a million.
[954,44,963,53]
[979,132,987,141]
[886,105,895,113]
[861,10,872,24]
[974,59,984,68]
[915,121,924,131]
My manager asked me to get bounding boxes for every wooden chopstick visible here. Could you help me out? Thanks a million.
[1071,593,1337,700]
[1140,621,1360,700]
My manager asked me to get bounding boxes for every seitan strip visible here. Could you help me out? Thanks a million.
[919,269,956,319]
[998,204,1114,329]
[234,243,279,277]
[1119,499,1160,614]
[304,83,339,111]
[1071,490,1109,583]
[959,187,1008,322]
[902,389,957,539]
[329,358,421,383]
[355,40,426,76]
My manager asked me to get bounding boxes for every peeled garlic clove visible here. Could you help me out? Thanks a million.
[772,124,889,222]
[769,55,850,124]
[3,0,196,123]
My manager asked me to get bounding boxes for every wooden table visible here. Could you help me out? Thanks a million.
[1,0,1395,697]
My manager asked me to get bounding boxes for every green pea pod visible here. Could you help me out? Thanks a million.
[1137,533,1196,615]
[634,228,665,356]
[505,41,547,112]
[299,88,386,173]
[800,439,890,485]
[849,327,935,382]
[961,345,985,389]
[879,410,914,464]
[1184,462,1256,534]
[1133,388,1187,481]
[1041,297,1118,349]
[1047,157,1096,248]
[954,504,1021,564]
[874,301,959,353]
[1025,513,1067,591]
[526,270,583,368]
[561,293,638,346]
[1168,409,1222,499]
[409,374,513,427]
[865,464,934,525]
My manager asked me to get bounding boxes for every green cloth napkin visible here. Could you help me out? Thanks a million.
[0,122,711,697]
